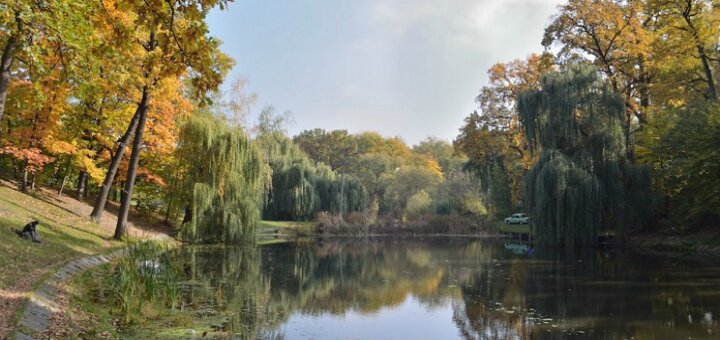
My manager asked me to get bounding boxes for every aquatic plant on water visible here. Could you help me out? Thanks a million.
[110,241,179,323]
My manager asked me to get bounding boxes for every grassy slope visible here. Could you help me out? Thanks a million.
[0,181,166,337]
[0,187,122,288]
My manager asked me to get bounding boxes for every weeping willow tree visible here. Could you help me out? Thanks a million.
[314,171,367,214]
[174,114,266,243]
[518,64,650,247]
[256,131,367,221]
[464,158,514,218]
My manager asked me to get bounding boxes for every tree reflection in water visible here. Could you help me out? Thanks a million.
[163,238,719,339]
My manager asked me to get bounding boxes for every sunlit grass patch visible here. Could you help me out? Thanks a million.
[0,185,123,290]
[258,220,315,230]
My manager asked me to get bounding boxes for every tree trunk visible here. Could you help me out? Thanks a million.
[164,174,178,223]
[21,167,28,192]
[0,33,19,129]
[51,165,61,187]
[76,171,88,200]
[181,205,194,242]
[90,88,147,221]
[625,112,634,163]
[339,173,345,219]
[116,182,124,202]
[681,8,717,99]
[58,175,67,196]
[164,195,174,223]
[697,44,717,99]
[182,205,193,226]
[114,96,150,240]
[11,160,18,179]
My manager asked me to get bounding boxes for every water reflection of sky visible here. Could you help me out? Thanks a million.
[281,296,459,340]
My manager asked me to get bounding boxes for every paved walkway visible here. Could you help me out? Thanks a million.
[14,249,126,340]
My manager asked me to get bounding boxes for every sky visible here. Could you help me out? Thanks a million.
[206,0,565,145]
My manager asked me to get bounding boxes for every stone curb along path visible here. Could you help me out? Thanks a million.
[13,249,127,340]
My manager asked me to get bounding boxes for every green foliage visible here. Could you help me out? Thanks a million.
[413,137,465,177]
[257,130,367,221]
[639,101,720,229]
[455,116,518,218]
[525,151,601,246]
[381,166,442,216]
[462,197,487,217]
[433,171,484,216]
[406,190,433,216]
[351,152,397,198]
[293,129,359,171]
[487,160,513,218]
[175,114,265,243]
[519,64,651,246]
[287,130,479,220]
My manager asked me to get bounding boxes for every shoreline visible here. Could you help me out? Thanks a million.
[270,229,720,259]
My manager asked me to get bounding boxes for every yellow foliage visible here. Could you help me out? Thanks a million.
[412,156,444,179]
[45,140,77,155]
[73,154,107,184]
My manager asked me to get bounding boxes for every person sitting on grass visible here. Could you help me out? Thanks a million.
[14,220,41,243]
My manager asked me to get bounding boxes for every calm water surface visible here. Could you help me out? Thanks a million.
[169,238,720,339]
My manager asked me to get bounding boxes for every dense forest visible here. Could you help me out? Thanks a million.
[454,0,720,245]
[0,0,718,246]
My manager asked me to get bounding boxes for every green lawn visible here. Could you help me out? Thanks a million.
[257,220,315,233]
[258,221,317,231]
[0,182,131,338]
[0,185,124,290]
[493,221,532,234]
[256,220,316,244]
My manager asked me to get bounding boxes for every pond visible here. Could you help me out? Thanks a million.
[154,237,720,339]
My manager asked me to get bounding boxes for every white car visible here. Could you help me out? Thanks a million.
[504,213,529,224]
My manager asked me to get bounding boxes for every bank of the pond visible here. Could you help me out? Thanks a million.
[60,241,279,339]
[257,217,493,239]
[14,249,125,339]
[33,239,182,339]
[484,219,720,258]
[62,266,230,339]
[0,181,171,338]
[311,214,491,236]
[627,228,720,258]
